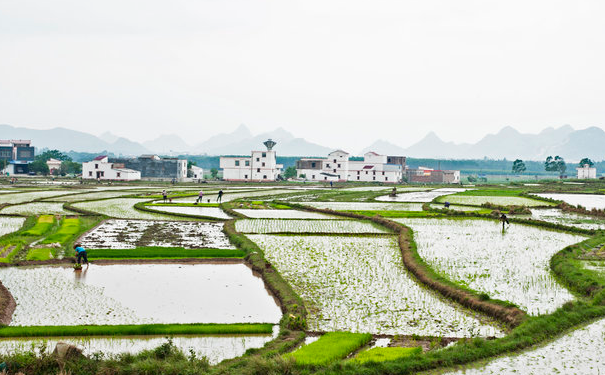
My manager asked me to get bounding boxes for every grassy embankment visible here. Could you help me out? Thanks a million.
[87,247,245,259]
[0,323,273,338]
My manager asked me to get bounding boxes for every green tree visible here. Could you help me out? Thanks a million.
[36,149,71,162]
[61,161,82,175]
[210,168,218,179]
[545,155,567,177]
[29,159,50,175]
[512,159,526,174]
[283,166,297,179]
[578,158,594,167]
[187,161,197,178]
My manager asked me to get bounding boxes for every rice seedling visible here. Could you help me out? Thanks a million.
[301,202,424,211]
[248,235,503,337]
[534,193,605,210]
[87,247,245,259]
[351,346,422,363]
[41,217,81,244]
[0,202,71,215]
[376,188,467,202]
[21,215,55,236]
[0,190,73,205]
[235,219,388,234]
[0,217,26,238]
[72,198,193,220]
[25,248,53,261]
[234,209,338,219]
[145,205,232,219]
[0,263,282,326]
[285,332,372,365]
[435,195,551,207]
[395,218,585,315]
[510,208,605,230]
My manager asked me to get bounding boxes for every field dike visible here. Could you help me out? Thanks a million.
[285,202,526,329]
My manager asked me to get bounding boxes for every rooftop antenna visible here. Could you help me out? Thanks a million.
[263,139,276,151]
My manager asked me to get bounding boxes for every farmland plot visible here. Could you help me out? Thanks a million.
[511,208,605,230]
[172,189,298,203]
[534,193,605,210]
[234,209,337,219]
[0,264,281,326]
[376,188,467,202]
[146,205,231,219]
[72,198,192,220]
[435,195,549,207]
[444,317,605,375]
[395,218,585,315]
[301,202,424,211]
[0,217,26,237]
[249,235,503,337]
[0,335,274,365]
[79,220,235,249]
[0,190,73,205]
[0,202,71,215]
[235,219,388,234]
[49,190,138,202]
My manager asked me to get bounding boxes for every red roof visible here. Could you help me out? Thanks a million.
[363,165,374,169]
[93,155,107,161]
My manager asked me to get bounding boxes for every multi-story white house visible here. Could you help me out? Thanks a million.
[296,150,405,183]
[82,156,141,180]
[219,140,283,181]
[577,164,597,179]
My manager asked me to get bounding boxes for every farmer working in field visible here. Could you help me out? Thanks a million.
[162,189,167,203]
[74,243,89,265]
[195,189,204,204]
[500,213,510,230]
[217,190,224,203]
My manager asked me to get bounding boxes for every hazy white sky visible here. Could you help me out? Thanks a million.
[1,0,604,150]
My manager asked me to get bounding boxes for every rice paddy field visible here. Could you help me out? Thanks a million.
[1,179,605,374]
[395,218,585,315]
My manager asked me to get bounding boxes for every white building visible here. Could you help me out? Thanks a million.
[190,165,204,179]
[46,158,62,174]
[577,164,597,179]
[220,140,283,181]
[82,156,141,181]
[296,150,404,183]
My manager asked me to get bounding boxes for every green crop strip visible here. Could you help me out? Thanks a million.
[20,215,55,236]
[285,332,372,366]
[0,323,274,338]
[87,247,246,259]
[41,217,81,244]
[351,346,422,364]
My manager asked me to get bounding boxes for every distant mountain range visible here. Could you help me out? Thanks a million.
[362,125,605,161]
[1,123,604,161]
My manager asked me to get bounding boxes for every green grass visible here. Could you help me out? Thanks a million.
[285,332,372,365]
[25,247,53,261]
[0,323,273,338]
[351,347,422,363]
[41,217,80,244]
[87,247,246,259]
[20,215,55,236]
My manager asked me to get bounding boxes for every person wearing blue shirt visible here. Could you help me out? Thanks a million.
[74,243,88,265]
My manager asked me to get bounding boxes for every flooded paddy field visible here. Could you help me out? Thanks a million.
[235,219,389,234]
[0,190,74,204]
[376,188,467,202]
[434,194,548,207]
[0,335,274,365]
[0,202,72,215]
[0,263,282,326]
[395,218,585,315]
[0,216,26,237]
[78,220,235,249]
[145,205,232,219]
[249,234,503,337]
[300,201,424,211]
[72,198,194,220]
[534,193,605,210]
[511,208,605,230]
[233,209,337,219]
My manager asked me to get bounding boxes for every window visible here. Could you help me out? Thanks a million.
[373,176,376,180]
[373,171,376,175]
[365,171,368,174]
[235,160,240,166]
[262,152,266,157]
[326,163,330,168]
[262,162,265,167]
[245,174,248,179]
[311,162,316,168]
[382,171,385,175]
[312,175,315,179]
[337,164,341,168]
[257,168,260,172]
[385,177,388,181]
[116,172,121,178]
[263,175,267,179]
[324,177,327,180]
[95,164,98,169]
[357,176,360,180]
[245,160,250,166]
[88,171,92,177]
[256,158,260,162]
[357,171,360,175]
[333,159,336,163]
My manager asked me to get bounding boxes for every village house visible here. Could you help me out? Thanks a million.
[0,139,35,175]
[82,156,141,180]
[46,158,62,174]
[406,167,461,184]
[296,150,405,183]
[219,139,283,181]
[577,164,597,179]
[110,155,187,181]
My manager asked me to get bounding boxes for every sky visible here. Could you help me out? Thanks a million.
[1,0,605,152]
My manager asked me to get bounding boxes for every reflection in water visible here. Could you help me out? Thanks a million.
[0,264,282,326]
[0,334,275,365]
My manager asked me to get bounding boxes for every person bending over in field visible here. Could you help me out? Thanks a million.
[74,243,89,265]
[500,213,510,230]
[195,190,204,204]
[217,190,224,203]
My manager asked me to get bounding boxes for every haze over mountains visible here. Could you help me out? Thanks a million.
[1,123,604,161]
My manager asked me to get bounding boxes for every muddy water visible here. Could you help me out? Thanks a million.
[0,335,274,364]
[0,264,282,326]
